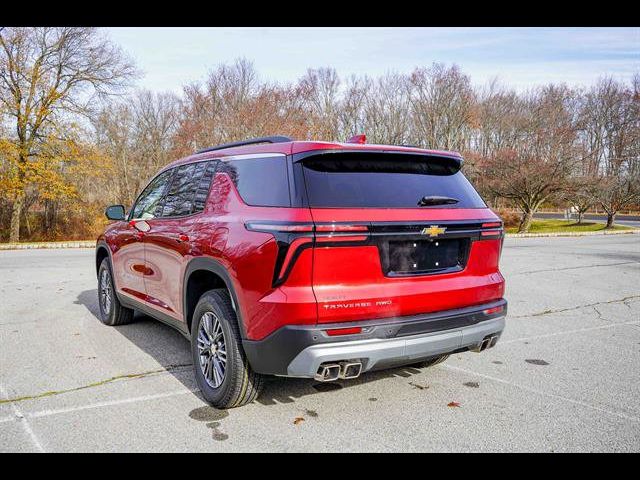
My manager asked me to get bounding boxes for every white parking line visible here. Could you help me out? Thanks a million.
[499,320,640,345]
[26,388,200,419]
[441,364,640,423]
[0,383,45,452]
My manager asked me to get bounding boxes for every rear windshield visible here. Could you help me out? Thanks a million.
[301,152,486,208]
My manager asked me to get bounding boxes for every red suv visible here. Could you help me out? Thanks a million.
[96,135,506,408]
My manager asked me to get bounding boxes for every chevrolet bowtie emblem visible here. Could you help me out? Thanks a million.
[421,225,446,237]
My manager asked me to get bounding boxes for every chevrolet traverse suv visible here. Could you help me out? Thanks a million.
[96,135,506,408]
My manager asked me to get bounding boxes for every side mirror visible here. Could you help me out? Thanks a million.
[105,205,126,221]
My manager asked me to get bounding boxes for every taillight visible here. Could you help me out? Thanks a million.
[479,221,504,240]
[315,224,369,244]
[245,221,369,287]
[246,222,369,236]
[481,222,502,228]
[276,237,314,280]
[315,224,369,233]
[245,222,314,233]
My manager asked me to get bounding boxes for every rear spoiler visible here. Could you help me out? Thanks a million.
[292,149,463,174]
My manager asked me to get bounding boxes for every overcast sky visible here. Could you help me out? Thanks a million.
[104,27,639,94]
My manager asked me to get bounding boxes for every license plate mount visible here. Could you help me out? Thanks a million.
[384,238,469,276]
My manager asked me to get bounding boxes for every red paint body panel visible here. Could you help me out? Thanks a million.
[105,221,147,303]
[143,215,202,319]
[312,240,504,323]
[100,140,505,343]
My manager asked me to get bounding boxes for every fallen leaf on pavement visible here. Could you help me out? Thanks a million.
[409,382,429,390]
[293,417,305,425]
[447,401,461,408]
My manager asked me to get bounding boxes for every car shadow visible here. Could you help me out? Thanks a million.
[75,289,197,391]
[76,289,427,408]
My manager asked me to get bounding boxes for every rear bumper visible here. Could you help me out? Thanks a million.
[243,299,507,377]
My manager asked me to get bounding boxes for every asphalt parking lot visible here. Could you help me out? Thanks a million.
[1,234,639,452]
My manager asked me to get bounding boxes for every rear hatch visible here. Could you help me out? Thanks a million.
[298,150,505,324]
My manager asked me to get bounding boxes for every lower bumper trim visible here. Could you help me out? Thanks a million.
[243,299,507,376]
[287,316,505,377]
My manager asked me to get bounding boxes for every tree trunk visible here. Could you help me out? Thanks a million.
[577,211,584,224]
[605,213,615,229]
[9,194,24,243]
[518,210,534,233]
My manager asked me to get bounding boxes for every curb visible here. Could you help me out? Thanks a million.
[507,229,640,238]
[0,241,95,251]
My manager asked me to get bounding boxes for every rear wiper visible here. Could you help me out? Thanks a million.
[417,195,459,206]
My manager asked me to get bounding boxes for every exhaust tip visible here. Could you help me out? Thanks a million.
[339,361,362,380]
[314,363,341,382]
[471,334,500,353]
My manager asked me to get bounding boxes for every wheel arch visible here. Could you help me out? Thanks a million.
[183,257,246,337]
[95,241,112,278]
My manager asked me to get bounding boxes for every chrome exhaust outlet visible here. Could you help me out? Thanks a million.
[471,335,498,353]
[339,361,362,380]
[314,363,341,382]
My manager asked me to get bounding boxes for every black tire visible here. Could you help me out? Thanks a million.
[97,258,134,326]
[191,289,264,409]
[411,354,449,369]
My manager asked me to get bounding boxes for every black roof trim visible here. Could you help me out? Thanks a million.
[196,136,292,154]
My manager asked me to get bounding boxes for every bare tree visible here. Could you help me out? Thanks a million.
[93,90,181,206]
[579,76,640,228]
[473,80,525,158]
[173,58,311,154]
[482,86,579,232]
[408,63,477,151]
[361,73,412,145]
[595,176,640,227]
[297,67,341,139]
[337,75,368,139]
[0,27,137,241]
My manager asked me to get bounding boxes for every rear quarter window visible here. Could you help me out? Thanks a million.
[161,162,204,217]
[301,152,486,209]
[219,156,291,207]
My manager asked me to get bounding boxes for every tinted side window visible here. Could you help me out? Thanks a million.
[161,163,202,217]
[219,156,290,207]
[130,170,174,220]
[193,161,217,212]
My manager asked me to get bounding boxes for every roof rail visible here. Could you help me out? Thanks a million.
[196,136,292,154]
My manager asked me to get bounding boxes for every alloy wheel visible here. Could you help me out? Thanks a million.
[99,268,112,314]
[197,312,227,388]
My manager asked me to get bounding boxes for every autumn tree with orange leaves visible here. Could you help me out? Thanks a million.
[0,27,136,241]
